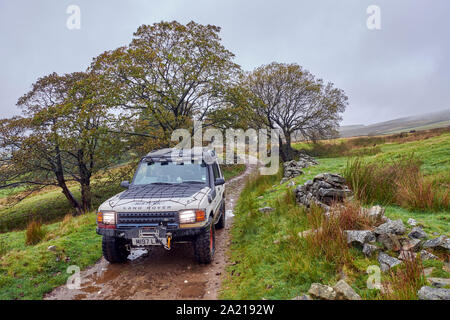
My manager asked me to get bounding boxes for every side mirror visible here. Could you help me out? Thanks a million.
[214,178,225,186]
[120,180,130,189]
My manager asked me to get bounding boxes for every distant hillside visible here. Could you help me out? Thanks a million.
[339,109,450,137]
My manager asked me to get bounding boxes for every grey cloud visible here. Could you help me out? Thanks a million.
[1,0,449,125]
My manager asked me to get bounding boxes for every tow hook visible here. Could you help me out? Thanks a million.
[164,233,172,251]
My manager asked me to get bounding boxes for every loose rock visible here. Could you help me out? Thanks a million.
[333,280,361,300]
[308,283,336,300]
[419,250,438,261]
[418,286,450,300]
[378,252,402,272]
[47,245,57,252]
[362,243,380,257]
[423,235,450,251]
[377,233,402,251]
[345,230,376,247]
[427,278,450,288]
[401,238,422,252]
[407,218,417,226]
[408,227,428,239]
[258,207,275,214]
[375,219,406,235]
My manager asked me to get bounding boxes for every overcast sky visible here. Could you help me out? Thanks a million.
[1,0,449,125]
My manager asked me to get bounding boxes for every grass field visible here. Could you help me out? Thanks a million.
[220,130,449,300]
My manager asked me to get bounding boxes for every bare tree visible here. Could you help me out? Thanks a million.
[243,62,348,161]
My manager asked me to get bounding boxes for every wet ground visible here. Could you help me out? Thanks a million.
[45,164,256,300]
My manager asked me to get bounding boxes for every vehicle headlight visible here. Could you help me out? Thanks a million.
[179,209,206,224]
[97,211,117,225]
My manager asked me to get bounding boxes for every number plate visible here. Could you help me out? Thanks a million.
[132,237,159,246]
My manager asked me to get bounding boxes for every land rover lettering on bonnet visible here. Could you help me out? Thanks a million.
[96,148,226,264]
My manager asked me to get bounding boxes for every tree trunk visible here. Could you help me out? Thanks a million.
[59,180,83,216]
[279,132,294,162]
[81,182,92,212]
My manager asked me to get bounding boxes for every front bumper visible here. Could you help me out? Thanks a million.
[96,222,210,242]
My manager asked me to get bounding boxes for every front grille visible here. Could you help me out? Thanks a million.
[117,212,178,228]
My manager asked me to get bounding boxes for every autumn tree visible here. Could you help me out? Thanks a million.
[243,62,348,161]
[91,20,241,143]
[0,72,124,214]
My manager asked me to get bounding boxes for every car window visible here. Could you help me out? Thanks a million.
[212,163,220,179]
[132,161,207,185]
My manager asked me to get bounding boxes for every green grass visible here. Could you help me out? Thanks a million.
[221,164,246,181]
[0,212,101,300]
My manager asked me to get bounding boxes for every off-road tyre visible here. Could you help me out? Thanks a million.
[215,201,226,229]
[194,221,215,264]
[102,235,129,263]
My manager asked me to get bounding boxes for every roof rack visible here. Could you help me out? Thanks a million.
[143,147,216,163]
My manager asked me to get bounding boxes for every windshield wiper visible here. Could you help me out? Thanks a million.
[180,180,205,184]
[149,182,173,185]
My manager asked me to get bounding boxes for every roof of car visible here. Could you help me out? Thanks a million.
[144,147,217,162]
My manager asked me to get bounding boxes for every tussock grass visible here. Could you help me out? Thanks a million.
[304,204,351,267]
[25,221,46,245]
[344,156,449,212]
[381,255,426,300]
[396,171,449,212]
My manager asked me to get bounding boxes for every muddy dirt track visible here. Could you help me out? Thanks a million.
[45,164,256,300]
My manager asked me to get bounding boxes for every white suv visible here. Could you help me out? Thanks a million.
[96,148,226,264]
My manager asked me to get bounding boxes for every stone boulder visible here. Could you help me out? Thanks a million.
[258,207,275,214]
[308,283,336,300]
[378,252,402,272]
[419,250,438,261]
[333,280,361,300]
[362,243,380,257]
[345,230,376,247]
[408,227,428,239]
[423,235,450,251]
[427,278,450,288]
[418,286,450,300]
[401,238,421,252]
[377,233,402,251]
[374,219,406,236]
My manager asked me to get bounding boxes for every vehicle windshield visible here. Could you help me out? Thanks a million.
[132,161,208,185]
